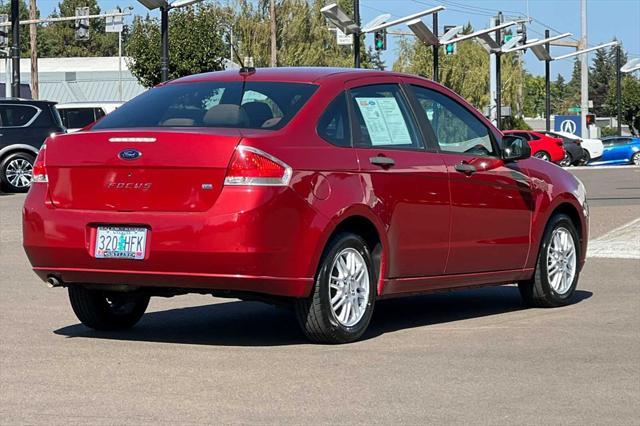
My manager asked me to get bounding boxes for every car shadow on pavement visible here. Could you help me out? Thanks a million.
[54,286,593,347]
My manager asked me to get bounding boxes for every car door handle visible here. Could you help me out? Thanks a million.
[454,161,477,175]
[369,156,395,167]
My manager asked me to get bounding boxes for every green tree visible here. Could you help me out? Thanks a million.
[0,0,33,57]
[589,45,614,115]
[392,23,524,117]
[126,5,228,87]
[551,73,570,114]
[607,74,640,136]
[37,0,119,57]
[523,72,545,117]
[566,57,582,109]
[230,0,379,69]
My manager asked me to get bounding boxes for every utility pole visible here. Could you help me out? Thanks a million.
[160,5,169,82]
[580,0,588,137]
[545,29,551,131]
[616,44,622,136]
[432,12,438,82]
[269,0,276,67]
[29,0,38,99]
[495,12,503,130]
[10,0,19,97]
[353,0,360,68]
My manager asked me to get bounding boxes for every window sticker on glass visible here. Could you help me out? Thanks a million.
[355,97,413,146]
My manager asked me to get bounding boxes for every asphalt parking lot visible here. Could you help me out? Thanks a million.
[1,167,639,425]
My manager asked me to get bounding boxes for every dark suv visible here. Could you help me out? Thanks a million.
[0,99,65,192]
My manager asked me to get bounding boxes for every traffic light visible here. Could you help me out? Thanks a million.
[374,29,387,51]
[443,25,457,55]
[75,7,90,41]
[516,23,527,45]
[586,113,596,126]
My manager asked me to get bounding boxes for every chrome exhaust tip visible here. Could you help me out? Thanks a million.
[47,276,62,288]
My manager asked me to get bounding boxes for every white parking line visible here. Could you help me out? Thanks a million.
[587,218,640,259]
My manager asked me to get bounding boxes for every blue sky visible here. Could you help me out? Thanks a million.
[36,0,640,80]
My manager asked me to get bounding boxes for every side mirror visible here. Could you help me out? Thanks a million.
[501,135,531,162]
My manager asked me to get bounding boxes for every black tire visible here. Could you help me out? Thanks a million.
[579,149,591,165]
[631,152,640,166]
[518,214,581,308]
[534,151,550,161]
[295,233,376,344]
[68,286,150,331]
[559,152,573,167]
[0,152,36,193]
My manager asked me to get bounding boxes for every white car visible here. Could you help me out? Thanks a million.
[56,102,122,132]
[553,130,604,163]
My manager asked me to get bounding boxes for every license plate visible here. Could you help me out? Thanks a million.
[94,226,147,260]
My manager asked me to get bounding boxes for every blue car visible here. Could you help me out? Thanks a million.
[589,136,640,166]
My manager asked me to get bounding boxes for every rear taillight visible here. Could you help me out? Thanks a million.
[555,138,564,146]
[224,146,292,186]
[575,139,582,145]
[32,144,48,183]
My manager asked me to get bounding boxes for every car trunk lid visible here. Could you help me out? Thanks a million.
[46,129,241,212]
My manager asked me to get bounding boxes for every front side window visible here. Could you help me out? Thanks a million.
[93,82,317,131]
[411,85,495,157]
[348,84,423,149]
[317,93,351,147]
[0,104,39,127]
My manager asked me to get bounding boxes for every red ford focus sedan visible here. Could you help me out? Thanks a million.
[23,68,589,344]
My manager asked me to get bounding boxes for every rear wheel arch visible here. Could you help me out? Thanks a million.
[0,144,40,160]
[319,213,387,296]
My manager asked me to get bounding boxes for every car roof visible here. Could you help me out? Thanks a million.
[170,67,423,85]
[0,97,57,106]
[56,102,123,108]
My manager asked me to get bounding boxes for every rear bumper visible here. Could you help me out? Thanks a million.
[23,184,325,298]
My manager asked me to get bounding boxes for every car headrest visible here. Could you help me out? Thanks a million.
[202,104,249,127]
[242,102,274,128]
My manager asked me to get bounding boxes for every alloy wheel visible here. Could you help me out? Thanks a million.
[534,152,550,161]
[633,152,640,166]
[546,227,577,295]
[559,153,572,167]
[328,248,370,327]
[5,158,33,188]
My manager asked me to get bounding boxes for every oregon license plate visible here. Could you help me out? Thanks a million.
[95,226,147,260]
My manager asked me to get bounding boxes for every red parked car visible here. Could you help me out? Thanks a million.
[23,68,589,344]
[503,130,565,163]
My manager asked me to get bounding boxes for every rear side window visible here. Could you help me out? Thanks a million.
[317,93,351,147]
[93,81,317,130]
[60,108,96,129]
[348,84,423,149]
[0,104,39,127]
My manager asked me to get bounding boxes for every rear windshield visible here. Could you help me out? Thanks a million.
[93,81,317,130]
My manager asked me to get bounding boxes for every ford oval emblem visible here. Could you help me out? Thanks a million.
[118,149,142,160]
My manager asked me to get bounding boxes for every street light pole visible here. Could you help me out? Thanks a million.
[545,29,551,131]
[432,12,439,82]
[160,5,169,82]
[10,0,19,97]
[353,0,360,68]
[495,13,502,130]
[616,44,622,136]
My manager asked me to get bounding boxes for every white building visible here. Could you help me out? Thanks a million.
[0,56,146,103]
